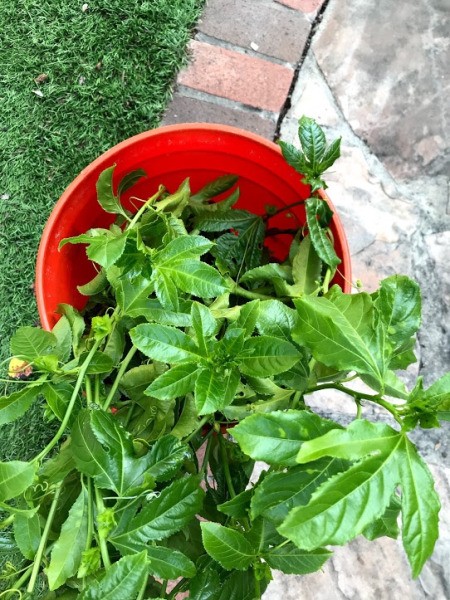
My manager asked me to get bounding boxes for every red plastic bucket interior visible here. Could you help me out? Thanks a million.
[36,124,352,330]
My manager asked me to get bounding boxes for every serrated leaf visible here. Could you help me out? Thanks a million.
[239,264,292,284]
[251,458,344,525]
[218,488,253,518]
[52,315,73,361]
[154,235,213,264]
[147,435,191,482]
[294,292,386,384]
[47,488,89,590]
[400,437,440,577]
[263,543,331,575]
[191,174,239,203]
[200,522,256,570]
[195,367,239,415]
[296,420,400,463]
[13,512,41,560]
[117,168,147,197]
[192,301,217,353]
[130,323,202,363]
[0,461,36,501]
[146,545,196,579]
[305,198,340,269]
[10,327,56,360]
[79,551,147,600]
[0,384,44,426]
[363,494,401,541]
[232,410,338,466]
[291,235,322,294]
[146,363,199,400]
[238,335,300,377]
[317,137,341,172]
[189,568,221,600]
[56,304,85,357]
[278,139,308,174]
[86,232,129,269]
[41,381,77,422]
[160,260,229,299]
[256,300,299,342]
[110,475,204,548]
[96,165,129,218]
[376,275,421,346]
[298,116,327,169]
[278,448,401,550]
[152,269,181,311]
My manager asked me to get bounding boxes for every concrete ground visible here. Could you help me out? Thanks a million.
[162,0,450,597]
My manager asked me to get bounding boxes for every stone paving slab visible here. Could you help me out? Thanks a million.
[276,0,325,13]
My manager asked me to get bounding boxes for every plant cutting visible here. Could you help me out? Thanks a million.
[0,117,448,599]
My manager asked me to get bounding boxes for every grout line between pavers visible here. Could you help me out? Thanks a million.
[274,0,332,138]
[195,32,293,68]
[176,85,279,121]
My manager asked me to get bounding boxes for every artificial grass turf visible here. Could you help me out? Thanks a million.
[0,0,204,589]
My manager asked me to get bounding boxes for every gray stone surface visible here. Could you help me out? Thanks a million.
[265,0,450,597]
[313,0,450,180]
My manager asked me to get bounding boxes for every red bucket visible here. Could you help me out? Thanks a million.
[36,123,351,330]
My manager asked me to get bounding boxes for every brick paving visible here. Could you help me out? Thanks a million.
[162,0,322,136]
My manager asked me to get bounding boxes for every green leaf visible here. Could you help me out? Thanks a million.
[200,522,256,570]
[147,435,191,482]
[256,300,299,342]
[81,351,114,375]
[189,568,221,600]
[47,487,89,590]
[296,420,400,464]
[232,410,338,466]
[195,367,239,415]
[238,335,300,377]
[146,363,199,400]
[305,198,340,268]
[146,545,196,579]
[376,275,421,346]
[291,235,322,294]
[192,301,217,352]
[218,488,253,519]
[71,409,151,495]
[298,115,327,169]
[56,304,85,357]
[191,174,239,203]
[87,232,129,269]
[130,323,202,363]
[251,458,344,525]
[52,315,73,361]
[277,140,307,174]
[79,551,148,600]
[400,436,440,577]
[10,326,56,360]
[96,164,129,218]
[13,512,41,560]
[0,461,36,501]
[154,235,213,264]
[152,269,181,311]
[0,384,44,426]
[278,449,401,550]
[233,300,260,337]
[294,291,386,384]
[111,475,204,548]
[113,272,154,318]
[263,543,331,575]
[117,168,147,197]
[239,264,292,284]
[363,495,402,541]
[318,137,341,172]
[41,381,77,422]
[158,260,229,299]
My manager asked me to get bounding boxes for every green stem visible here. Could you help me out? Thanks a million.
[136,573,148,600]
[84,479,94,553]
[0,514,14,530]
[94,375,101,404]
[128,186,165,229]
[167,578,187,599]
[183,415,211,444]
[85,376,93,407]
[4,564,33,599]
[160,580,168,596]
[103,345,138,410]
[219,432,235,498]
[355,400,362,419]
[230,282,280,301]
[200,431,214,477]
[254,565,262,599]
[33,339,102,464]
[263,199,306,221]
[309,383,403,425]
[27,482,62,593]
[321,267,333,294]
[95,488,111,569]
[291,391,303,410]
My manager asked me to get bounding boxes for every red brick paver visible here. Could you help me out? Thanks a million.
[276,0,325,13]
[199,0,310,64]
[178,40,294,113]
